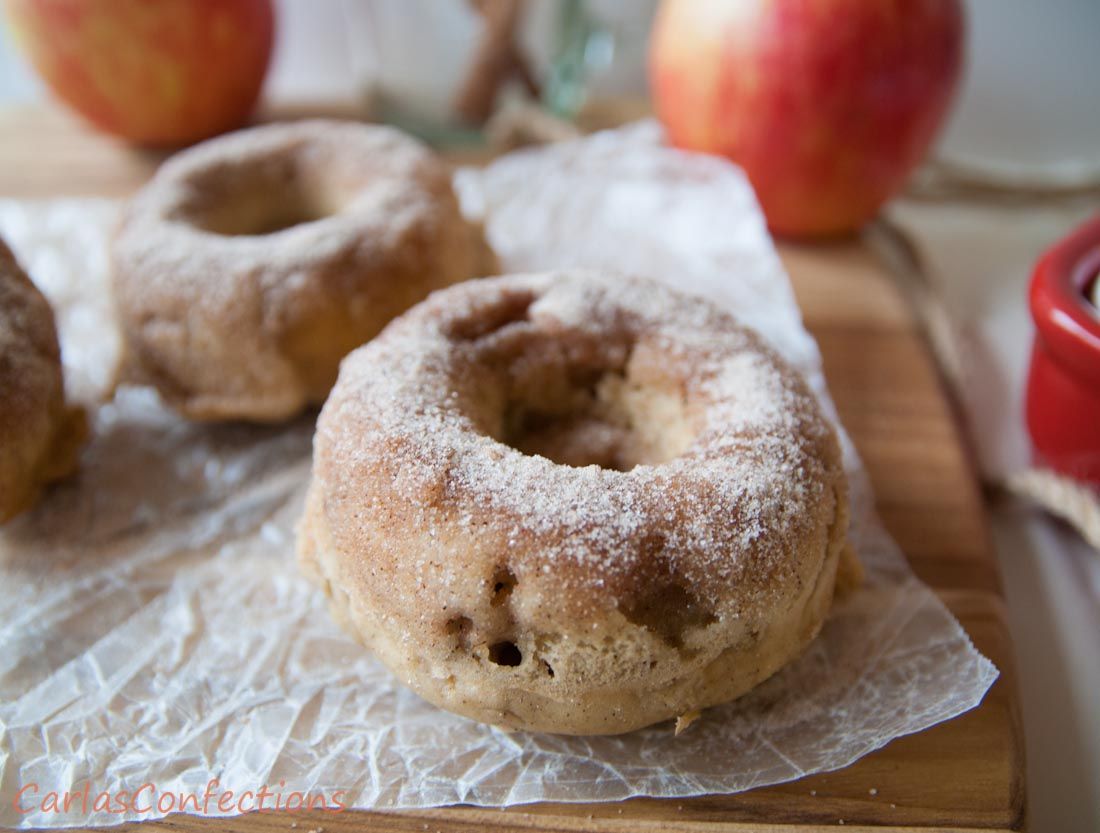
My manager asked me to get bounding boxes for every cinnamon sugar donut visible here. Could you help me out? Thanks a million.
[298,271,851,734]
[112,120,495,422]
[0,239,85,523]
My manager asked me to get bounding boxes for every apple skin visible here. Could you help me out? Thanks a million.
[649,0,964,238]
[5,0,274,147]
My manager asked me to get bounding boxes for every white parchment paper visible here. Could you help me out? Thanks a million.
[0,124,997,829]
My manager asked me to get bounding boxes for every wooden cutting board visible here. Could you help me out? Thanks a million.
[0,105,1025,833]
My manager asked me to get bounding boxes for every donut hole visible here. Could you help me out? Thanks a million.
[488,641,523,667]
[191,189,332,236]
[179,158,341,237]
[455,295,699,471]
[499,370,694,471]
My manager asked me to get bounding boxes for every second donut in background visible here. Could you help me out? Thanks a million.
[111,120,496,422]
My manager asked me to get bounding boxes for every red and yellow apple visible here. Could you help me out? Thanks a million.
[5,0,274,147]
[650,0,964,238]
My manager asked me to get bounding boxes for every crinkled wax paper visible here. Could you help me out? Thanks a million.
[0,123,997,829]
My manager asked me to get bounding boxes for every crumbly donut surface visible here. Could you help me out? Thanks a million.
[0,239,85,522]
[298,271,850,734]
[112,119,496,422]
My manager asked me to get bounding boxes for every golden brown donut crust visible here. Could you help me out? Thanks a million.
[298,271,850,734]
[111,120,496,423]
[0,239,85,523]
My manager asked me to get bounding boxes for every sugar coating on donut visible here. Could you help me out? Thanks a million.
[112,119,496,422]
[299,270,850,734]
[0,238,85,522]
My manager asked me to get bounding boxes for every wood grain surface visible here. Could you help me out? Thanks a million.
[0,104,1025,832]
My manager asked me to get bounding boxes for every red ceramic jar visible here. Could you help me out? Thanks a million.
[1025,215,1100,484]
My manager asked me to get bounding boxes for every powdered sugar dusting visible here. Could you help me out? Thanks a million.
[317,270,841,617]
[111,120,484,420]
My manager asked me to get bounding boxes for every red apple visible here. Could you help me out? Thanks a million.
[5,0,274,147]
[650,0,964,238]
